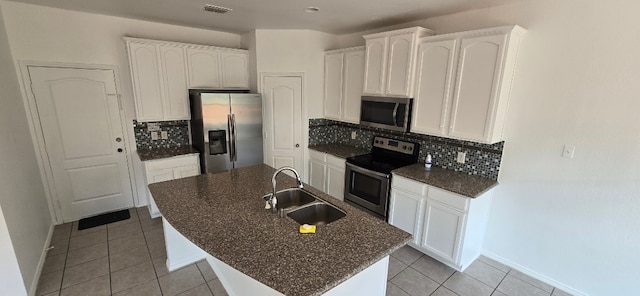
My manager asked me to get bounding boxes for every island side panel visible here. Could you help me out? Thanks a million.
[163,218,208,271]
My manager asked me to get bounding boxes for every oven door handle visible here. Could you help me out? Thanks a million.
[392,103,399,126]
[346,163,391,179]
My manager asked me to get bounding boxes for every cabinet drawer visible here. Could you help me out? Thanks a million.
[392,175,427,196]
[428,186,469,211]
[325,154,345,168]
[145,154,199,171]
[308,150,327,162]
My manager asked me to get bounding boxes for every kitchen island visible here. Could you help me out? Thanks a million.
[148,164,411,296]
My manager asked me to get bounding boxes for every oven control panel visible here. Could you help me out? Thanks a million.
[372,136,416,155]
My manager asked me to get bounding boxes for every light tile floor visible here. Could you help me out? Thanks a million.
[36,207,227,296]
[37,207,573,296]
[387,245,574,296]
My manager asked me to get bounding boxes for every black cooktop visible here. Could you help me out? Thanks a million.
[346,136,420,174]
[346,153,416,174]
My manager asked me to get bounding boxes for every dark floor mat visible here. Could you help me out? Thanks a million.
[77,209,130,230]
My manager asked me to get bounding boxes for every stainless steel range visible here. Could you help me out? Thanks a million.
[344,136,419,220]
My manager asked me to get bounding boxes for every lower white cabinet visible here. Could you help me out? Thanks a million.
[144,154,200,218]
[389,174,493,271]
[308,150,346,200]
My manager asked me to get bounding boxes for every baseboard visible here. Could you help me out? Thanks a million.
[166,255,206,272]
[28,222,55,296]
[481,251,588,296]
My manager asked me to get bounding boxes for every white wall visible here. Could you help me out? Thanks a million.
[0,1,243,213]
[0,4,51,294]
[334,1,640,295]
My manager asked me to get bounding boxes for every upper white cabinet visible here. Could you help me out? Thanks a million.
[220,51,250,89]
[186,47,221,88]
[362,27,434,98]
[158,44,190,120]
[389,175,493,271]
[186,48,250,89]
[127,42,165,121]
[324,46,365,124]
[125,37,250,122]
[411,26,525,143]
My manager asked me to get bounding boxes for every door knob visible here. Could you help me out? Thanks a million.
[115,137,122,142]
[117,148,123,153]
[295,144,300,148]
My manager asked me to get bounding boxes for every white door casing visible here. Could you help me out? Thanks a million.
[261,75,304,173]
[28,66,134,221]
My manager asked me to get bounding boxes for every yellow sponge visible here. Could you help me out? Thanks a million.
[299,224,316,234]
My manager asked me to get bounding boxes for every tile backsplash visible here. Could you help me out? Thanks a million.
[133,120,190,150]
[309,118,503,180]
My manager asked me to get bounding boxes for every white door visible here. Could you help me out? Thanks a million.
[261,75,304,173]
[29,67,134,221]
[308,158,326,191]
[127,42,164,121]
[325,165,345,200]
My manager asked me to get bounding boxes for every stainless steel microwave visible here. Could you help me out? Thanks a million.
[360,96,413,132]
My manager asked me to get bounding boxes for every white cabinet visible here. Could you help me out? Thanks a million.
[308,150,346,201]
[125,37,250,122]
[127,42,164,121]
[186,48,250,89]
[158,44,190,120]
[411,26,525,143]
[126,39,190,122]
[389,175,493,271]
[186,47,221,88]
[220,51,250,89]
[362,27,433,98]
[143,154,200,218]
[324,46,365,123]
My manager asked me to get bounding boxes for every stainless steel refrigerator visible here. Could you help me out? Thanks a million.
[189,91,263,174]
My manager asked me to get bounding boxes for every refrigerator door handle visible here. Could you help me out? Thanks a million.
[227,114,234,162]
[231,114,238,162]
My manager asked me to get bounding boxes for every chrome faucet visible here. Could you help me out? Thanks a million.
[264,166,304,213]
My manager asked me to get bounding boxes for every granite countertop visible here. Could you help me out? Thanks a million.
[149,164,410,296]
[137,146,200,161]
[308,144,369,159]
[392,163,498,198]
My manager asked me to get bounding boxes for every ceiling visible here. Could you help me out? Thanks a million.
[6,0,523,35]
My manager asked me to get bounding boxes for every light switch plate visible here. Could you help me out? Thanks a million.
[161,131,168,140]
[456,151,466,164]
[150,131,159,140]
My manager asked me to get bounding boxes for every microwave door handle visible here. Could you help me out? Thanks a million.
[392,103,399,126]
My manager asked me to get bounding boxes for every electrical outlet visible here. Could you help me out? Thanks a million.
[161,131,168,140]
[150,131,159,140]
[351,131,357,139]
[562,145,575,159]
[456,151,466,164]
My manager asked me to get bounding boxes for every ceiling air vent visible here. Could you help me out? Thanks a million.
[203,4,232,14]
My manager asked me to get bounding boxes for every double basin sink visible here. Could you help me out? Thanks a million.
[263,188,346,226]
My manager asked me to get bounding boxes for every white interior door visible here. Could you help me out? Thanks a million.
[28,66,134,221]
[261,75,303,173]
